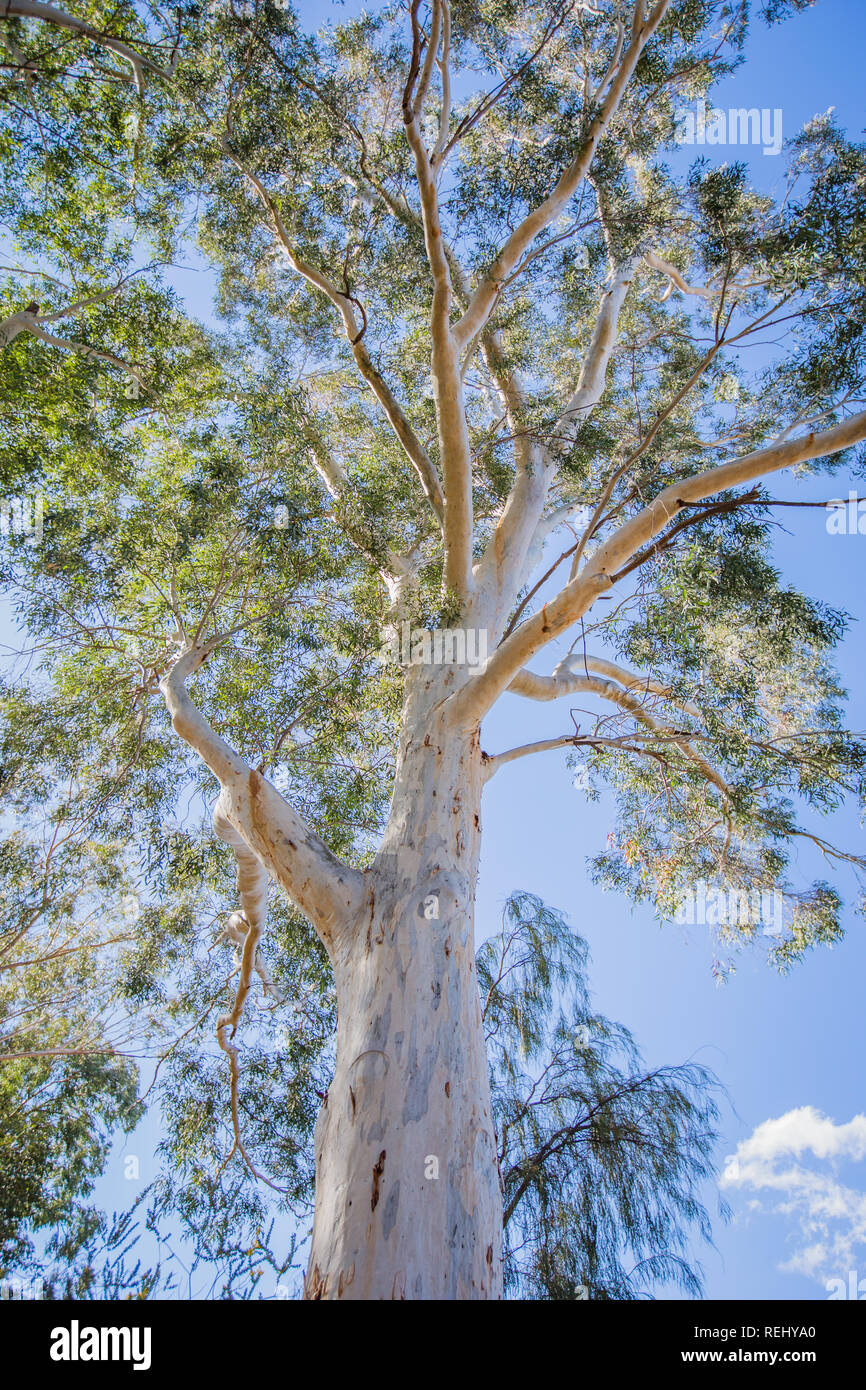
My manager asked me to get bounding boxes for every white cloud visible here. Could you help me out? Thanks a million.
[722,1107,866,1291]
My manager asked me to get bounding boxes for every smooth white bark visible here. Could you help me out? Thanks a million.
[306,670,502,1299]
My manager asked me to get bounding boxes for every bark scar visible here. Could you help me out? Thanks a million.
[371,1149,386,1211]
[305,1264,328,1300]
[366,884,375,952]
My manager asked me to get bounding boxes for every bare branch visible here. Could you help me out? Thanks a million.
[644,251,770,303]
[222,141,446,525]
[431,0,452,168]
[472,258,637,629]
[402,1,474,596]
[505,666,730,798]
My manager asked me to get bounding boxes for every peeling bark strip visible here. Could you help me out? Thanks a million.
[306,1265,328,1301]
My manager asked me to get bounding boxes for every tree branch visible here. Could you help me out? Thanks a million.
[222,140,446,526]
[403,0,474,597]
[1,307,151,394]
[474,251,638,636]
[450,407,866,726]
[159,641,365,947]
[2,0,176,95]
[452,0,671,350]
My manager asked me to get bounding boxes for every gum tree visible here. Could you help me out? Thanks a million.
[2,0,865,1298]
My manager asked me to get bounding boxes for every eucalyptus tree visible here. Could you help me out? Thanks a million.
[2,0,865,1300]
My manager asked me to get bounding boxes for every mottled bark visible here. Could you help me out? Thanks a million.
[305,675,502,1300]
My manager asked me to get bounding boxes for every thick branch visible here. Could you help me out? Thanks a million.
[472,258,637,633]
[403,0,474,596]
[482,733,580,780]
[452,0,671,350]
[502,667,729,798]
[510,655,701,717]
[2,0,175,94]
[1,308,150,393]
[451,408,866,725]
[213,798,287,1188]
[159,643,365,944]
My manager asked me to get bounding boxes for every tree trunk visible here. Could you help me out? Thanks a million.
[304,683,503,1299]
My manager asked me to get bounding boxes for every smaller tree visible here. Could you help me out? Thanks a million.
[481,892,726,1300]
[0,818,144,1280]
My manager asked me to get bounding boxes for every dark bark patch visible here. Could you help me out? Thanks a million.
[349,1085,356,1120]
[350,1048,390,1083]
[365,885,375,952]
[444,1081,450,1098]
[369,996,392,1051]
[371,1149,387,1211]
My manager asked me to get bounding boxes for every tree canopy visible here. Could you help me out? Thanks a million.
[1,0,864,1297]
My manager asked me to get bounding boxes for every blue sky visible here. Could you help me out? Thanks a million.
[476,0,866,1300]
[5,0,866,1300]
